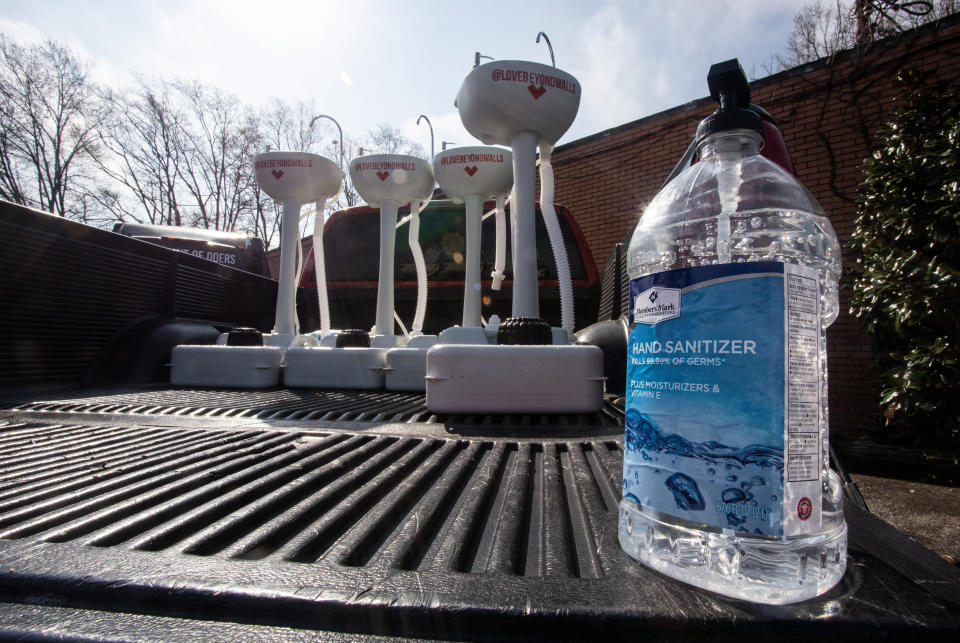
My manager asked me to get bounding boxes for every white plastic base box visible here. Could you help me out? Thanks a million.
[385,335,437,392]
[385,348,428,391]
[283,346,386,390]
[425,344,605,414]
[170,345,283,388]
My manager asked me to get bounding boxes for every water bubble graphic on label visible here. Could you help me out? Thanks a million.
[751,476,766,487]
[726,512,748,527]
[665,473,705,511]
[721,488,748,504]
[707,468,716,476]
[726,474,738,482]
[624,411,782,470]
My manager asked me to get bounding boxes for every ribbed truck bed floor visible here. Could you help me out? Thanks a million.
[0,387,958,641]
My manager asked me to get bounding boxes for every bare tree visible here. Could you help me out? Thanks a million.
[769,1,958,71]
[0,31,427,250]
[95,80,186,226]
[333,135,363,210]
[365,123,424,157]
[260,98,326,152]
[856,0,959,43]
[174,81,260,233]
[255,100,367,242]
[0,35,103,219]
[781,1,857,68]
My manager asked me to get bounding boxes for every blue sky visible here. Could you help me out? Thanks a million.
[1,0,811,152]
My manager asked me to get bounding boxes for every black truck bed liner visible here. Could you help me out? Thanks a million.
[1,387,958,641]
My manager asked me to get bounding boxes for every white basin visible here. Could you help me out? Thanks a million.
[254,151,343,203]
[433,146,513,202]
[455,60,580,146]
[349,154,435,206]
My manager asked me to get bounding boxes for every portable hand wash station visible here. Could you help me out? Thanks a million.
[432,146,513,345]
[425,49,604,413]
[290,154,437,390]
[171,151,344,388]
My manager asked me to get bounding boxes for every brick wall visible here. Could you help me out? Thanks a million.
[551,15,960,440]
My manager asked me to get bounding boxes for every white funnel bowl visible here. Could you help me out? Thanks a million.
[254,151,343,204]
[455,61,580,147]
[349,154,435,337]
[350,154,435,207]
[433,146,513,203]
[253,151,343,339]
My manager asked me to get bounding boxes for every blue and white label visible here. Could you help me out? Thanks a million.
[623,261,822,537]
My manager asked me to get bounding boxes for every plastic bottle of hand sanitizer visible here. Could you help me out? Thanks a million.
[618,59,846,604]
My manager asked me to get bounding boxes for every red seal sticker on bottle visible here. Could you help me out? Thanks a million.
[797,497,813,521]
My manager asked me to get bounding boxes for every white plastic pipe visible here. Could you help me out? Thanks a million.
[463,192,484,327]
[538,142,574,334]
[509,130,540,319]
[274,198,303,336]
[375,200,399,336]
[509,184,518,283]
[394,310,409,338]
[312,196,338,338]
[408,200,428,336]
[491,193,507,290]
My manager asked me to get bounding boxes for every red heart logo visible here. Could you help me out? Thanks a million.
[271,169,284,180]
[376,170,390,181]
[464,166,478,176]
[528,84,546,100]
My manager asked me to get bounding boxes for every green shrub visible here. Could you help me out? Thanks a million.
[850,69,960,452]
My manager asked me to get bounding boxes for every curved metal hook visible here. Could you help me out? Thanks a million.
[416,114,434,159]
[308,114,344,169]
[474,52,494,68]
[536,32,555,67]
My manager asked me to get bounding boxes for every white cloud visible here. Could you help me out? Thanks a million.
[0,18,47,45]
[575,4,640,133]
[430,111,474,154]
[570,0,812,140]
[1,0,813,148]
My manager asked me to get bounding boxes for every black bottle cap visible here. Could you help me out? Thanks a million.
[496,317,553,346]
[226,327,263,346]
[336,329,371,348]
[695,58,763,145]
